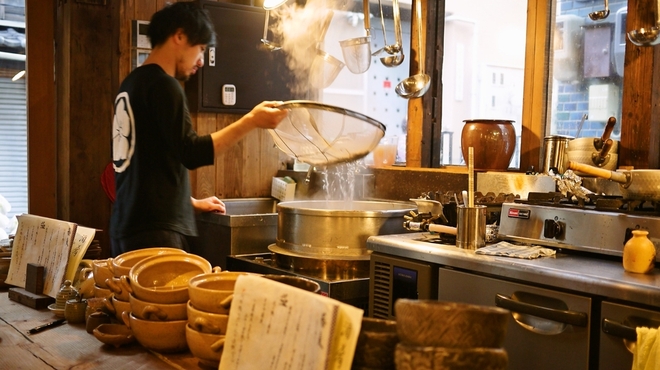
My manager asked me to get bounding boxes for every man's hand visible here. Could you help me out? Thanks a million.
[191,196,226,214]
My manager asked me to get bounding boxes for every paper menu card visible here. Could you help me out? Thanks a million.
[5,214,95,298]
[64,225,96,282]
[219,275,363,370]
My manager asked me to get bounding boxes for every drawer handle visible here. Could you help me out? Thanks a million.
[495,293,588,327]
[602,318,637,341]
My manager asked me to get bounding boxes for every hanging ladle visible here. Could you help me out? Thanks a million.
[395,0,430,98]
[380,0,405,67]
[628,0,660,46]
[260,10,281,51]
[588,0,609,21]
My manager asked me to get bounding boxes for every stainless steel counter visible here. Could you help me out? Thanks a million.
[367,232,660,308]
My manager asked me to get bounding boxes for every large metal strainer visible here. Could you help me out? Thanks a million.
[269,100,386,165]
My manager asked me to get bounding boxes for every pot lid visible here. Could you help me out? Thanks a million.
[268,100,386,165]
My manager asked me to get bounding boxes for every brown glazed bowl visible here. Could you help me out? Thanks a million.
[394,343,508,370]
[352,317,399,370]
[129,253,212,304]
[93,323,136,348]
[461,119,516,171]
[394,299,509,348]
[110,248,187,278]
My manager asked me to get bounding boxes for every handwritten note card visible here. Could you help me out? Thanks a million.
[5,214,77,298]
[64,226,96,282]
[219,275,363,370]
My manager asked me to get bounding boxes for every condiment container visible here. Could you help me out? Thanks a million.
[623,230,656,274]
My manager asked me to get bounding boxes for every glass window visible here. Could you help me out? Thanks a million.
[322,0,412,164]
[0,1,27,226]
[548,0,626,140]
[439,0,528,168]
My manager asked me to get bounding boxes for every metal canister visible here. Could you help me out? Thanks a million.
[542,135,572,174]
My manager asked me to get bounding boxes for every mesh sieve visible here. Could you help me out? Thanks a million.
[269,100,386,165]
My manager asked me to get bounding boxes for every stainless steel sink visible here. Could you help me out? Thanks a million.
[188,198,278,269]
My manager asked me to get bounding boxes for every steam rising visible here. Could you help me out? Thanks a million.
[269,0,347,95]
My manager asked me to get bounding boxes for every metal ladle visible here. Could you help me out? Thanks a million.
[628,0,660,46]
[588,0,609,21]
[395,0,430,98]
[380,0,405,67]
[260,10,281,51]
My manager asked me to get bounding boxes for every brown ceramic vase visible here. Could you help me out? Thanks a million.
[461,119,516,171]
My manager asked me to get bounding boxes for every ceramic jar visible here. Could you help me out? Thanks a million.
[461,119,516,171]
[623,230,656,274]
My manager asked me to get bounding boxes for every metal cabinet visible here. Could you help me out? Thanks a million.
[438,268,592,370]
[599,300,660,370]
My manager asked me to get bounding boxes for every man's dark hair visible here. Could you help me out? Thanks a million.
[147,2,216,48]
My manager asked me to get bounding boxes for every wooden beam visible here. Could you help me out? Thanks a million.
[27,0,58,218]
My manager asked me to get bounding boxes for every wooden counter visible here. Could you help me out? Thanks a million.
[0,291,207,370]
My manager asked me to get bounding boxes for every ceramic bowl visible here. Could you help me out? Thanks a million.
[122,311,188,353]
[111,247,187,278]
[185,324,225,369]
[188,271,253,314]
[129,293,187,321]
[93,284,113,299]
[104,294,132,322]
[129,253,212,304]
[92,258,114,288]
[352,317,399,370]
[93,323,136,348]
[105,275,132,302]
[187,301,229,334]
[394,343,508,370]
[394,299,509,348]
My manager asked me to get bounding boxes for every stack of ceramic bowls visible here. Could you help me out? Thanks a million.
[103,248,188,323]
[124,252,213,353]
[186,271,249,368]
[393,299,510,370]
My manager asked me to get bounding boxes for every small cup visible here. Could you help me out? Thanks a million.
[85,297,107,322]
[64,298,87,324]
[86,311,112,334]
[373,136,398,167]
[456,205,487,250]
[485,224,499,243]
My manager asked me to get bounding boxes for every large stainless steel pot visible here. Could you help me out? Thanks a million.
[568,161,660,200]
[273,200,415,260]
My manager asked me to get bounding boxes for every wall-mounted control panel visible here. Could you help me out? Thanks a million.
[185,1,296,113]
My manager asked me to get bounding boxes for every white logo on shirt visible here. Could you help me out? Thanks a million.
[112,92,135,173]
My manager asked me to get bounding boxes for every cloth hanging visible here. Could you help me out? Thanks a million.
[632,326,660,370]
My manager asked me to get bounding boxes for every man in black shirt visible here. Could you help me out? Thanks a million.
[110,2,287,256]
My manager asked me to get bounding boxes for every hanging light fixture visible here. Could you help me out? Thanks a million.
[263,0,287,10]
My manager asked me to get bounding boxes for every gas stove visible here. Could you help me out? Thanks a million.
[498,193,660,261]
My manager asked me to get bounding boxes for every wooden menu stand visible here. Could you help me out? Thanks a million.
[8,263,55,309]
